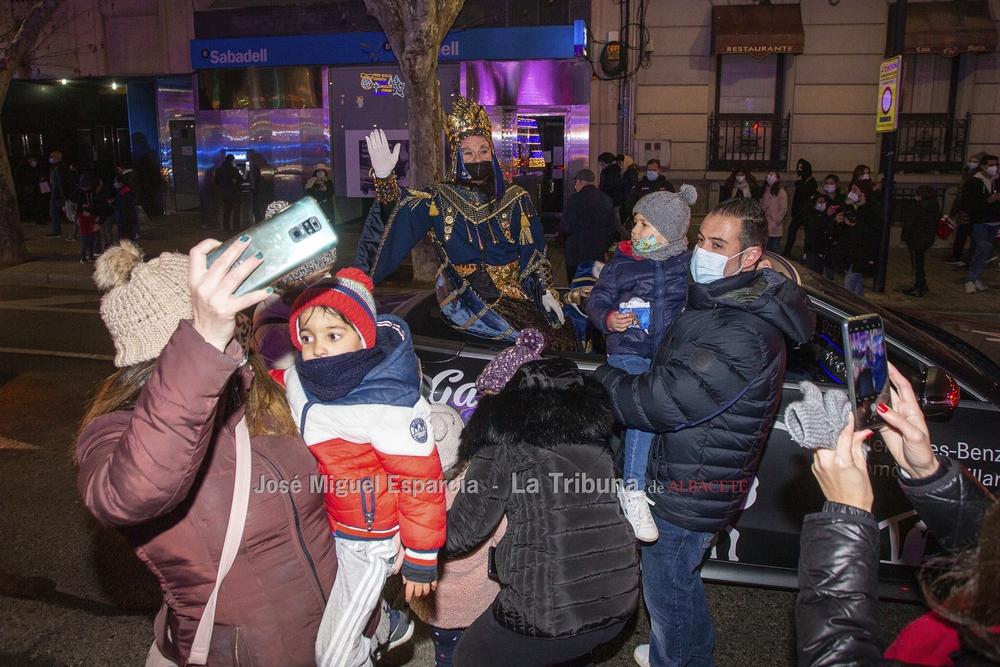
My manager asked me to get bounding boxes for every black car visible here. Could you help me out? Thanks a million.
[382,254,1000,600]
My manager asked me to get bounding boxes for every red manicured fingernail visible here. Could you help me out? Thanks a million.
[863,431,874,439]
[876,403,889,414]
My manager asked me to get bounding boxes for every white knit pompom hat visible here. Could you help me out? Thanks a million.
[94,241,193,367]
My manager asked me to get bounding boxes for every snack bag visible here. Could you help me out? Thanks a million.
[618,297,651,333]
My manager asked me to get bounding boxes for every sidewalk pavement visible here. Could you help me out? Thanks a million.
[2,213,997,318]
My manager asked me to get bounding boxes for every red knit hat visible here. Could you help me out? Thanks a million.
[290,267,377,349]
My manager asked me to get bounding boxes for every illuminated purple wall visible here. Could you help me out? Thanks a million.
[462,60,590,202]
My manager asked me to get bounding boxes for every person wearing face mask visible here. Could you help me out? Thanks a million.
[851,164,872,183]
[622,158,676,227]
[594,197,815,667]
[354,96,577,352]
[724,166,757,202]
[802,175,844,278]
[760,171,788,253]
[961,154,1000,293]
[839,178,881,297]
[306,163,335,223]
[944,152,987,267]
[785,159,818,258]
[587,186,696,543]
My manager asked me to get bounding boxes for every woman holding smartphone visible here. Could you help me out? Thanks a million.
[795,364,997,666]
[77,239,338,667]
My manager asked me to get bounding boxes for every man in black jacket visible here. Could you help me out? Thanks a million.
[558,168,621,283]
[598,152,623,208]
[44,150,70,238]
[214,154,244,232]
[622,159,675,227]
[594,198,815,667]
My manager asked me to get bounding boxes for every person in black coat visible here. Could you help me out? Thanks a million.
[795,363,998,667]
[785,158,819,258]
[622,158,676,227]
[557,168,620,283]
[598,152,623,207]
[594,198,815,667]
[447,355,640,667]
[900,185,941,296]
[618,154,639,217]
[214,154,244,232]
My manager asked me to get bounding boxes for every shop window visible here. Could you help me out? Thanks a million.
[198,67,323,111]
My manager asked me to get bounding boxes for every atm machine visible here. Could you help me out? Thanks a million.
[226,149,259,228]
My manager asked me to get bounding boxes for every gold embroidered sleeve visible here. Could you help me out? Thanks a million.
[373,171,400,205]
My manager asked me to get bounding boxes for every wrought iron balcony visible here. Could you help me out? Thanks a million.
[707,113,790,172]
[882,113,969,173]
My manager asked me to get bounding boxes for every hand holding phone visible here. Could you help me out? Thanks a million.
[206,196,338,297]
[842,314,891,430]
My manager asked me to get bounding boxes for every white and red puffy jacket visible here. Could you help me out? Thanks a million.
[273,316,445,582]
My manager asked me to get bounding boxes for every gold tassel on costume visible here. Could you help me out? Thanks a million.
[519,211,532,245]
[428,200,439,216]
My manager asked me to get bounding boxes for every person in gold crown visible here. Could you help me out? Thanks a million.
[352,96,578,352]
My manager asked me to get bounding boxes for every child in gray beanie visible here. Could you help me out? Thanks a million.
[586,185,698,542]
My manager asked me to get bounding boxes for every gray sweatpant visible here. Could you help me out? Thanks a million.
[315,537,394,667]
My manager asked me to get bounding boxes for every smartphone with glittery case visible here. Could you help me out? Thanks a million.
[206,196,337,297]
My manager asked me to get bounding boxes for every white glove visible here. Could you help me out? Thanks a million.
[541,291,565,324]
[365,129,400,179]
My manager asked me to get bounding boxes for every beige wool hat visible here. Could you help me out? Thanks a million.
[94,241,193,367]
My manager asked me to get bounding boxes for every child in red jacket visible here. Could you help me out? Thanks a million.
[271,268,445,667]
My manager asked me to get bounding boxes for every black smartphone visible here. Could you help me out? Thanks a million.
[206,197,338,297]
[842,314,891,430]
[487,546,499,581]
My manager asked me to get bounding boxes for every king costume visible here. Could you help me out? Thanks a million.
[352,96,579,352]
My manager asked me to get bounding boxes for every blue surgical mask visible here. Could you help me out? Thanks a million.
[690,245,750,284]
[646,171,658,181]
[632,234,663,253]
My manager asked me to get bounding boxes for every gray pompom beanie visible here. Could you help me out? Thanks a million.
[633,184,697,260]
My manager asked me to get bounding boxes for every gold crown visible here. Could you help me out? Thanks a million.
[445,95,493,154]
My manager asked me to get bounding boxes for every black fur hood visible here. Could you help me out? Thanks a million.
[458,375,614,461]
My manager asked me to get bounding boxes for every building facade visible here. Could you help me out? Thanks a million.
[589,0,1000,214]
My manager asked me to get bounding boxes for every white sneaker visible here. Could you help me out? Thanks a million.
[976,280,989,291]
[966,281,978,294]
[634,643,650,667]
[618,487,658,542]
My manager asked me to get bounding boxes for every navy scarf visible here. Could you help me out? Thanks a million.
[295,346,386,402]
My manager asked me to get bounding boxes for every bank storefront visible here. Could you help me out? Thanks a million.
[187,22,589,228]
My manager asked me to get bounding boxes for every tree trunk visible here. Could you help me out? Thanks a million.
[362,0,465,284]
[0,0,68,266]
[403,61,443,283]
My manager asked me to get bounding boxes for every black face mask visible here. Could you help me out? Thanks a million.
[464,161,493,181]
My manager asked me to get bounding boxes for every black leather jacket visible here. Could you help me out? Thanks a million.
[796,456,996,666]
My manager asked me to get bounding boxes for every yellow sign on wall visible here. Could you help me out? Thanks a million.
[877,56,902,133]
